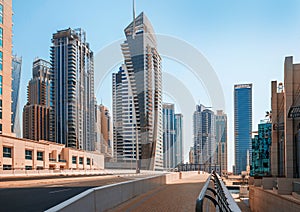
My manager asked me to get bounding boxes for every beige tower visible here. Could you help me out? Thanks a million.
[0,0,12,135]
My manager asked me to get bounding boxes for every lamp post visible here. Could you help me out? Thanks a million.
[135,125,140,174]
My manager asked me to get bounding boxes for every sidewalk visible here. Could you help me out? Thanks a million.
[108,173,209,212]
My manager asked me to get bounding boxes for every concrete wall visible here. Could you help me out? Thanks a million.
[46,171,205,212]
[249,186,300,212]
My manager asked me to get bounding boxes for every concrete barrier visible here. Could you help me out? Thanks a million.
[262,177,276,190]
[249,186,300,212]
[46,171,206,212]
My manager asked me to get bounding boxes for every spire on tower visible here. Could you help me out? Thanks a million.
[132,0,136,39]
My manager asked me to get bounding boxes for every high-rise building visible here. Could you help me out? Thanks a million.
[163,103,176,169]
[251,120,272,177]
[193,104,216,165]
[50,28,95,151]
[23,59,51,141]
[216,110,227,172]
[96,104,112,160]
[11,55,22,137]
[234,83,252,174]
[271,56,300,178]
[112,12,163,170]
[0,0,12,135]
[175,113,184,165]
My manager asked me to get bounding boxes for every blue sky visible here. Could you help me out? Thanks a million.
[13,0,300,171]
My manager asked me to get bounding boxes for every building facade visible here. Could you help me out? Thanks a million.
[0,0,12,135]
[0,134,104,171]
[271,56,300,178]
[23,59,51,141]
[12,55,22,137]
[216,110,227,172]
[163,103,176,169]
[193,105,216,165]
[175,113,184,165]
[251,120,272,177]
[50,28,95,151]
[234,84,252,174]
[113,12,163,170]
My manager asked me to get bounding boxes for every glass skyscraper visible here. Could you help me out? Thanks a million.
[175,113,184,165]
[12,55,22,137]
[193,104,216,165]
[234,84,252,174]
[163,103,176,169]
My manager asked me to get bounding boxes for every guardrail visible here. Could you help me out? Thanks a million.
[196,171,241,212]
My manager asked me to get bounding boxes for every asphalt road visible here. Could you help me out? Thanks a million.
[0,175,131,212]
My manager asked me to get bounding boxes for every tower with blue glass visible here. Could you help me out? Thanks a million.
[234,84,252,175]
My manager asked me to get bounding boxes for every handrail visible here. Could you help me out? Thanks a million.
[195,171,241,212]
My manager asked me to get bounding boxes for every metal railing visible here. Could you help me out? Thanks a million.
[196,171,241,212]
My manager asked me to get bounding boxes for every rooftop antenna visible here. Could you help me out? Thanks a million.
[132,0,136,39]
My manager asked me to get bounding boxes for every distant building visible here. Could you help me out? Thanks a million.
[251,121,272,177]
[216,110,227,172]
[189,146,194,164]
[175,113,184,165]
[0,0,13,135]
[23,59,51,141]
[11,55,22,137]
[234,84,252,174]
[112,12,163,170]
[50,28,95,151]
[271,56,300,178]
[193,104,216,165]
[96,104,112,160]
[163,103,176,169]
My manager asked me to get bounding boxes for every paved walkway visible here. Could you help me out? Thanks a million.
[108,173,209,212]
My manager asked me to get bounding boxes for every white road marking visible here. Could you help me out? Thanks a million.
[49,188,71,194]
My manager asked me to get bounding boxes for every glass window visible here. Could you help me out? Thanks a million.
[3,147,11,158]
[72,156,77,164]
[3,164,11,170]
[0,27,2,47]
[37,151,43,161]
[0,4,3,24]
[0,51,3,71]
[0,123,2,134]
[87,158,91,165]
[25,166,32,170]
[0,75,2,95]
[25,150,32,160]
[79,157,83,165]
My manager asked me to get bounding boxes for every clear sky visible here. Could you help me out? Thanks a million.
[13,0,300,171]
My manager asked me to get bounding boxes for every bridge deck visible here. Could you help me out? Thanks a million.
[108,173,209,212]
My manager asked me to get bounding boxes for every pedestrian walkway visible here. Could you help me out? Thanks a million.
[108,173,209,212]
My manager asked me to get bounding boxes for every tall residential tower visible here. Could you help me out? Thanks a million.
[12,55,22,137]
[23,59,51,141]
[50,28,95,151]
[216,110,227,172]
[113,12,163,170]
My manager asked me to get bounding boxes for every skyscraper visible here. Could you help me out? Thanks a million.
[23,59,51,141]
[251,120,272,177]
[193,105,216,165]
[163,103,176,169]
[234,83,252,174]
[215,110,227,172]
[50,28,95,151]
[12,55,22,137]
[0,0,12,135]
[113,12,163,170]
[175,113,184,165]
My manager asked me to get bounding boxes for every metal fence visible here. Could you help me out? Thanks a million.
[195,171,241,212]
